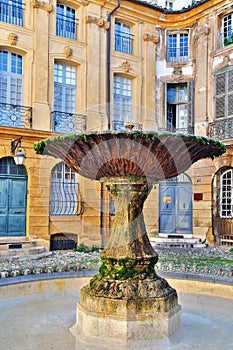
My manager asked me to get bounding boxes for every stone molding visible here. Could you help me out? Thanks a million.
[8,32,18,46]
[87,15,110,30]
[143,33,159,44]
[32,0,53,13]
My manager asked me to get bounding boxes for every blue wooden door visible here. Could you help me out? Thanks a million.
[0,177,27,236]
[159,180,192,234]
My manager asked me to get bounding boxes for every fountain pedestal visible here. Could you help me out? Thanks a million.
[71,177,181,345]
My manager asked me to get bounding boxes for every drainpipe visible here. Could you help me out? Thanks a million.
[107,0,121,130]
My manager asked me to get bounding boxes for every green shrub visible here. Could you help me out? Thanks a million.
[229,247,233,254]
[73,243,100,253]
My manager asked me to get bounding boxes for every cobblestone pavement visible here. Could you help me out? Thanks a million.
[0,246,232,275]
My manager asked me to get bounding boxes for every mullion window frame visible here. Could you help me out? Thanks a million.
[0,50,23,106]
[54,62,77,114]
[56,3,77,40]
[220,169,233,218]
[113,75,132,129]
[167,31,189,62]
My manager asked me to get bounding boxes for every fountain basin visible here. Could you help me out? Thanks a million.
[0,273,232,350]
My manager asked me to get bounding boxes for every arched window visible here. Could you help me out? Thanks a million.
[50,162,78,215]
[0,156,26,176]
[220,168,233,218]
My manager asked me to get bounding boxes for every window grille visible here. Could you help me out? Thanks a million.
[115,21,133,54]
[113,75,132,130]
[50,162,79,216]
[220,169,233,218]
[0,0,23,26]
[56,3,77,40]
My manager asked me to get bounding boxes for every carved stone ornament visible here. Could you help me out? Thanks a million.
[120,60,131,73]
[87,15,110,30]
[32,0,53,13]
[64,46,73,58]
[172,66,182,78]
[79,0,90,5]
[143,33,159,44]
[194,25,210,40]
[8,32,18,46]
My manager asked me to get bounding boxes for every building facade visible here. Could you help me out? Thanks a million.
[0,0,233,249]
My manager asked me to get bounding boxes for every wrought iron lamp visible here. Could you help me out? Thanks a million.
[11,137,26,165]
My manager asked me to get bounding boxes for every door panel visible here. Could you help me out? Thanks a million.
[159,182,192,234]
[159,186,176,233]
[0,177,27,236]
[0,179,7,235]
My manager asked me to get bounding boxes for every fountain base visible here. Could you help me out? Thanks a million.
[71,282,181,344]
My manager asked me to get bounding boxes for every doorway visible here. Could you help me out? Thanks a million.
[0,157,27,236]
[159,174,192,236]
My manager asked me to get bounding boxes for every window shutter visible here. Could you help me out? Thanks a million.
[228,67,233,117]
[215,71,226,119]
[187,80,194,133]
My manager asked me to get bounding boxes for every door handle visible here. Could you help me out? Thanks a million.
[14,211,22,214]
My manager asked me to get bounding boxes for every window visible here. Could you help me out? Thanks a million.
[165,1,173,10]
[215,66,233,120]
[115,21,133,55]
[167,32,189,62]
[53,62,77,133]
[113,75,132,130]
[50,162,79,215]
[0,0,23,26]
[0,50,23,105]
[220,169,233,218]
[166,82,194,134]
[56,3,76,40]
[222,13,233,46]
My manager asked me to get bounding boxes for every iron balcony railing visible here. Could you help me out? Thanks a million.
[166,47,189,63]
[52,111,87,134]
[115,31,133,55]
[159,126,194,135]
[207,118,233,140]
[0,102,32,128]
[0,0,24,27]
[56,14,77,40]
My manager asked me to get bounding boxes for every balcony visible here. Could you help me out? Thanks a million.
[159,126,194,135]
[207,118,233,140]
[52,111,87,134]
[166,48,189,63]
[0,0,24,26]
[0,102,32,129]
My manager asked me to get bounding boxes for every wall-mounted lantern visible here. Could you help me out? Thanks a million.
[11,137,26,165]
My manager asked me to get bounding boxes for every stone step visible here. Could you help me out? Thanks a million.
[0,246,52,261]
[150,237,206,248]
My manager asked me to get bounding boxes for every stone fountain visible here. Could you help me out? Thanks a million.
[34,130,225,348]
